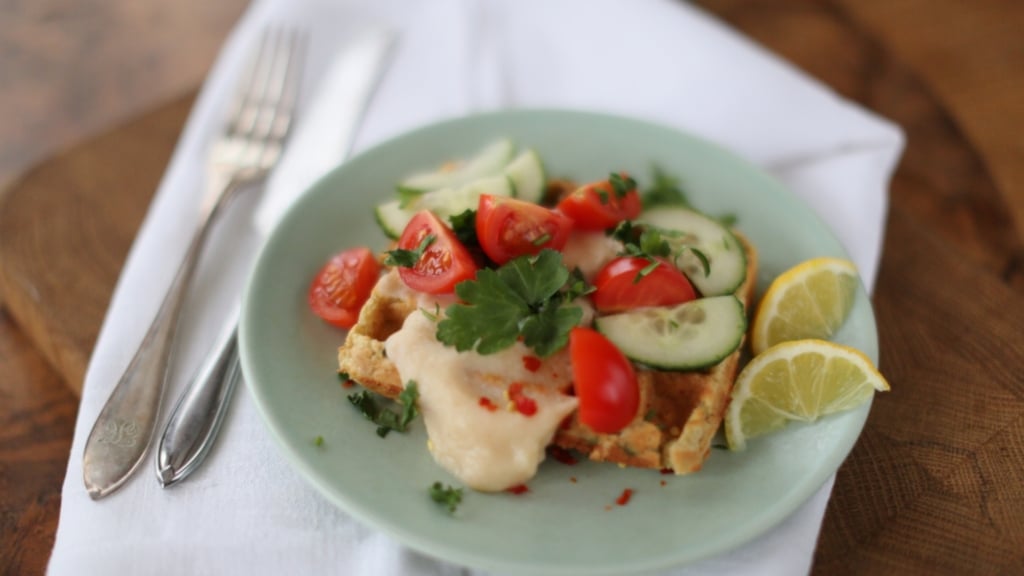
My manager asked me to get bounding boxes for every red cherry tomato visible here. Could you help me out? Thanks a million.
[397,210,479,294]
[555,175,641,230]
[308,247,381,328]
[592,257,697,312]
[569,327,639,434]
[476,194,574,264]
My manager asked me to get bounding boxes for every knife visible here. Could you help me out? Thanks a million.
[155,29,397,488]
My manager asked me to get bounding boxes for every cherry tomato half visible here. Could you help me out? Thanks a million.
[476,194,574,264]
[570,327,639,434]
[555,175,641,230]
[592,257,697,312]
[397,210,479,294]
[308,246,381,328]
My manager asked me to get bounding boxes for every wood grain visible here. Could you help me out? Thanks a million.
[814,204,1024,573]
[0,0,248,190]
[0,96,197,395]
[0,309,78,576]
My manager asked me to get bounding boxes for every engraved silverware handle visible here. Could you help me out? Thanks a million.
[155,308,241,487]
[81,185,235,499]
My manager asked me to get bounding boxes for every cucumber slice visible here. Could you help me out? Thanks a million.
[639,207,747,296]
[399,139,515,192]
[503,149,546,203]
[374,175,514,238]
[595,296,746,370]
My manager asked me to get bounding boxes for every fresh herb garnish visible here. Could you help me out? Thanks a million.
[448,209,478,248]
[436,249,583,358]
[396,185,424,209]
[642,165,739,226]
[314,435,324,447]
[609,172,637,199]
[429,482,463,514]
[688,246,711,277]
[383,234,435,268]
[642,165,692,209]
[347,381,420,438]
[420,303,441,322]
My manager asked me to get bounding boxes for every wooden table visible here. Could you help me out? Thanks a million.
[2,1,1022,574]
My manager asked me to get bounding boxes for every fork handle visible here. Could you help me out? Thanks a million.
[156,308,241,487]
[82,179,240,500]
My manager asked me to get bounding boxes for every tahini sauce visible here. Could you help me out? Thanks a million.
[385,312,578,492]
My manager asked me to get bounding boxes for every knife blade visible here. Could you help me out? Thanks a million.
[154,28,397,488]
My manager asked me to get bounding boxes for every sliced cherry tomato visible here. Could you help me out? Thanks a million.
[569,327,639,434]
[475,194,574,264]
[308,246,380,328]
[397,210,478,294]
[555,174,641,230]
[591,256,697,312]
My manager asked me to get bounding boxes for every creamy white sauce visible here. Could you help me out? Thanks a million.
[561,231,623,280]
[385,312,578,492]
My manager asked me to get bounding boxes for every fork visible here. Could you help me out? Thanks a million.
[82,28,307,500]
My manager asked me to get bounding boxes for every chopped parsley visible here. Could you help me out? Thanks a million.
[383,235,435,268]
[609,172,637,198]
[642,164,692,209]
[448,209,478,248]
[642,165,739,226]
[314,435,324,447]
[347,381,420,438]
[429,482,463,514]
[436,249,583,358]
[610,220,712,280]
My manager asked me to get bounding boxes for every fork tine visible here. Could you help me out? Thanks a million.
[253,29,306,153]
[233,28,305,168]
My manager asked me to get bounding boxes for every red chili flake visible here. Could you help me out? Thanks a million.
[478,397,498,412]
[521,355,542,372]
[341,380,356,389]
[660,480,667,487]
[548,446,578,466]
[570,477,578,484]
[508,382,537,416]
[615,488,634,506]
[506,484,530,495]
[660,468,673,475]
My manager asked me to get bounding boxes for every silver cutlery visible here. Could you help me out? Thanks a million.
[155,29,397,488]
[82,27,308,500]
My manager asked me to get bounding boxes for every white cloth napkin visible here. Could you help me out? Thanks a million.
[48,0,904,574]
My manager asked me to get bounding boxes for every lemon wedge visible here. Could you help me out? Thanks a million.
[750,257,859,355]
[725,339,889,450]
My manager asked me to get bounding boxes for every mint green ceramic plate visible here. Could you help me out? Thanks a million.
[240,109,877,575]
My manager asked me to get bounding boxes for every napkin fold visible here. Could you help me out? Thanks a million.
[49,0,904,575]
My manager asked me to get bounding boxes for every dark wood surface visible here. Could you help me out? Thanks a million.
[1,1,1023,574]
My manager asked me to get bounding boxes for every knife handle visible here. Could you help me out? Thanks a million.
[155,309,241,487]
[81,207,218,500]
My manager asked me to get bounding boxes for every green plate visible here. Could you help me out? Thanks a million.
[239,109,878,575]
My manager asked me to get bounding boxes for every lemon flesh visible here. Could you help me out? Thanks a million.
[751,257,859,355]
[725,339,889,450]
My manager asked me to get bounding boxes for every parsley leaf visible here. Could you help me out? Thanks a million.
[429,482,463,514]
[448,209,478,248]
[642,165,692,209]
[383,234,435,268]
[347,382,420,438]
[687,247,711,277]
[436,249,583,357]
[609,172,637,198]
